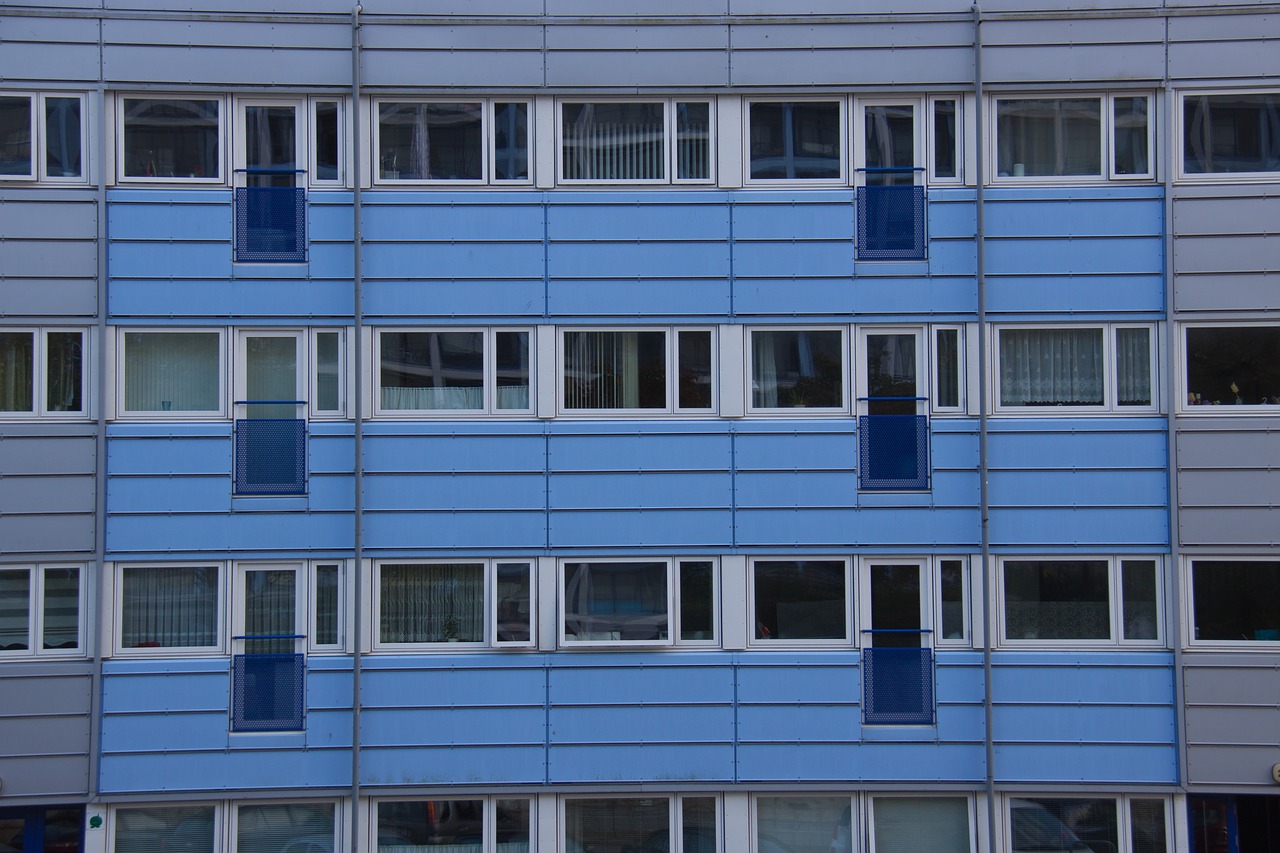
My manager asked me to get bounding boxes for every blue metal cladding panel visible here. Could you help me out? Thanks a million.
[858,414,930,490]
[234,418,306,496]
[862,647,935,726]
[857,186,926,260]
[234,187,306,263]
[231,653,305,732]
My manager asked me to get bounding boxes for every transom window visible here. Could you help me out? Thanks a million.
[999,557,1162,646]
[0,328,86,418]
[1182,324,1280,410]
[994,324,1155,412]
[374,559,534,649]
[0,92,85,181]
[0,565,82,657]
[560,558,717,647]
[559,328,714,414]
[994,94,1152,180]
[1182,91,1280,176]
[375,99,529,183]
[377,328,532,416]
[560,100,712,183]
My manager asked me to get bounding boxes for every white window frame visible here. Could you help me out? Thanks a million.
[0,564,85,659]
[557,326,716,417]
[563,794,717,853]
[308,560,346,654]
[309,96,347,188]
[1184,556,1280,649]
[996,555,1165,649]
[1,92,89,183]
[753,794,857,853]
[116,327,228,420]
[234,328,306,418]
[232,561,307,658]
[556,98,715,186]
[309,327,350,420]
[112,562,228,657]
[230,800,341,853]
[0,326,89,420]
[991,323,1158,415]
[1178,321,1280,413]
[117,94,226,184]
[0,92,38,181]
[745,325,849,416]
[927,94,965,186]
[748,556,854,648]
[1177,88,1280,182]
[374,326,535,418]
[372,98,532,186]
[232,96,308,190]
[855,556,972,650]
[931,324,967,415]
[559,558,677,649]
[109,802,224,853]
[853,97,924,188]
[1002,793,1173,853]
[492,559,537,649]
[374,796,536,853]
[743,97,848,186]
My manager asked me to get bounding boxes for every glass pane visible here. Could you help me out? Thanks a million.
[314,101,340,181]
[1114,96,1150,176]
[679,561,715,641]
[998,328,1104,407]
[42,566,79,650]
[45,96,83,178]
[1185,326,1280,406]
[933,99,958,179]
[864,104,915,186]
[124,332,221,413]
[0,331,35,412]
[870,563,922,648]
[493,102,529,180]
[496,799,532,851]
[749,101,841,179]
[1010,798,1117,853]
[754,560,847,641]
[41,808,84,853]
[1184,93,1280,174]
[376,799,483,851]
[1003,560,1110,641]
[379,563,485,643]
[1116,327,1152,406]
[756,797,852,853]
[46,331,84,413]
[380,331,484,411]
[565,798,669,853]
[1130,798,1168,853]
[0,569,32,651]
[676,101,711,180]
[873,797,970,853]
[939,560,965,641]
[314,331,341,412]
[751,329,844,409]
[682,797,717,853]
[378,102,483,180]
[0,95,33,175]
[245,335,298,419]
[1121,560,1158,640]
[563,562,668,642]
[866,333,918,415]
[935,328,960,409]
[1192,560,1280,641]
[997,98,1102,177]
[677,330,713,409]
[123,98,220,179]
[314,564,339,646]
[495,331,531,410]
[244,569,296,654]
[563,331,667,410]
[121,566,220,648]
[562,102,666,181]
[236,802,334,853]
[244,105,296,188]
[114,805,216,853]
[495,562,532,643]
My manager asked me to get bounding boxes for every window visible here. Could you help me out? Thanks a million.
[117,564,224,653]
[376,100,529,183]
[0,806,84,853]
[560,328,713,414]
[995,325,1154,411]
[1183,91,1280,176]
[1183,324,1280,409]
[0,565,82,657]
[113,804,215,853]
[752,559,850,644]
[1190,559,1280,644]
[929,97,961,183]
[756,796,854,853]
[1190,794,1280,853]
[1009,796,1169,853]
[1000,557,1162,646]
[565,796,715,853]
[311,98,343,185]
[749,328,846,412]
[120,329,225,416]
[377,328,531,416]
[120,96,222,181]
[748,100,843,181]
[995,94,1152,180]
[0,93,85,181]
[375,560,534,649]
[235,802,335,853]
[0,328,86,418]
[560,100,712,183]
[560,558,717,647]
[856,557,971,649]
[871,796,973,853]
[378,797,531,851]
[933,326,965,413]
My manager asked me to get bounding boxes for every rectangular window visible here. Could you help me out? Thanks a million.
[749,328,846,412]
[931,98,960,182]
[560,100,712,183]
[0,806,84,853]
[118,565,222,652]
[0,95,33,178]
[377,797,531,851]
[933,327,963,412]
[938,559,968,644]
[871,796,972,853]
[311,99,342,184]
[1183,92,1280,175]
[0,328,86,418]
[0,93,84,181]
[0,566,81,657]
[1009,796,1168,853]
[748,100,843,181]
[562,560,670,645]
[996,94,1151,181]
[236,802,334,853]
[312,329,344,416]
[561,328,713,414]
[375,560,533,649]
[312,562,341,649]
[1184,324,1280,409]
[1001,557,1162,646]
[114,805,216,853]
[1191,559,1280,644]
[121,97,221,181]
[376,328,531,416]
[756,796,854,853]
[753,559,850,644]
[996,325,1154,411]
[376,100,529,184]
[121,330,224,416]
[565,797,712,853]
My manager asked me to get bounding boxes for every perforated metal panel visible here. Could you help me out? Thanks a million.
[862,646,935,726]
[235,187,306,263]
[859,414,929,490]
[232,653,305,732]
[857,185,926,260]
[234,418,306,495]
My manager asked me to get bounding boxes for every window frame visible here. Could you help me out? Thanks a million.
[559,558,676,649]
[372,98,532,186]
[0,326,89,420]
[374,326,535,418]
[744,97,848,186]
[113,562,228,657]
[110,802,221,853]
[231,799,340,853]
[308,560,346,654]
[867,794,978,853]
[117,94,226,184]
[1179,321,1280,413]
[563,794,717,853]
[309,96,347,188]
[996,555,1165,649]
[927,95,965,186]
[0,564,85,659]
[0,92,88,183]
[749,556,854,648]
[931,324,967,415]
[1186,557,1280,648]
[1003,793,1172,853]
[855,556,972,650]
[309,327,349,420]
[557,326,716,417]
[1178,88,1280,181]
[753,794,857,853]
[853,97,924,188]
[557,98,715,186]
[746,325,849,415]
[231,96,308,191]
[116,327,228,420]
[374,795,534,853]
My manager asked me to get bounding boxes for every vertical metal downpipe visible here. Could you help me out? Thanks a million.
[349,6,365,852]
[972,6,997,853]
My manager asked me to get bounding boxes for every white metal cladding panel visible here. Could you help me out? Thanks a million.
[1168,12,1280,82]
[1184,655,1280,786]
[0,667,92,798]
[0,431,97,557]
[0,15,101,82]
[1176,426,1280,547]
[1173,191,1280,313]
[0,195,99,318]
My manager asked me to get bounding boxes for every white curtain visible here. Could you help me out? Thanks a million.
[124,332,220,412]
[121,566,219,648]
[1115,327,1152,406]
[379,563,485,643]
[382,386,484,411]
[999,328,1104,406]
[243,569,295,654]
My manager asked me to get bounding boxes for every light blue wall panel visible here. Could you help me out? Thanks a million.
[549,508,733,548]
[363,429,547,473]
[364,511,547,553]
[364,473,546,511]
[363,195,544,241]
[547,279,730,318]
[109,279,355,319]
[549,472,731,509]
[366,280,543,319]
[361,745,547,787]
[362,240,544,281]
[549,744,735,783]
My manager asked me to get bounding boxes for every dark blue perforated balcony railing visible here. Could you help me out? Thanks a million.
[231,635,305,732]
[856,168,926,260]
[862,630,935,726]
[234,169,306,263]
[234,400,306,495]
[858,398,930,491]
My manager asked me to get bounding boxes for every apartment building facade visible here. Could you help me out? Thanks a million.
[2,1,1280,852]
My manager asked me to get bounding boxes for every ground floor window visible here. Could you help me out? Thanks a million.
[1190,794,1280,853]
[0,805,84,853]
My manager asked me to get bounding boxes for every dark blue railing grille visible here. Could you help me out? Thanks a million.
[235,418,306,495]
[859,414,929,490]
[862,646,935,725]
[857,185,926,260]
[232,653,304,732]
[235,187,306,263]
